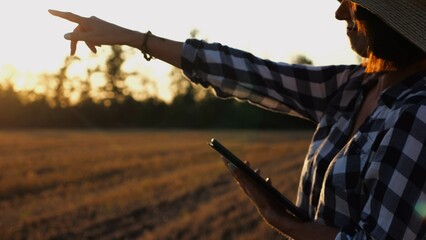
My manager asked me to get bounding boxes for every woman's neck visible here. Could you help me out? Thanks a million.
[379,58,426,92]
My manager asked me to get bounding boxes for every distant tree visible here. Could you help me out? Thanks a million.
[169,68,197,100]
[0,65,17,90]
[100,45,128,105]
[93,46,158,106]
[291,54,314,65]
[169,29,212,102]
[0,85,22,125]
[133,75,159,101]
[37,56,80,108]
[79,66,97,104]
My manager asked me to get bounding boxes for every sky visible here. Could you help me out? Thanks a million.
[0,0,359,101]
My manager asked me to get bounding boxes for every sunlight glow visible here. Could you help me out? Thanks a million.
[0,0,358,101]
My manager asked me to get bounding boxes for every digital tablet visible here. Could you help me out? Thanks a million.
[209,138,309,222]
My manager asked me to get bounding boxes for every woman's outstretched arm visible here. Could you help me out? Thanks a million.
[48,10,183,68]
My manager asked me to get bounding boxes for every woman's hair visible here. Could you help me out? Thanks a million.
[354,4,426,73]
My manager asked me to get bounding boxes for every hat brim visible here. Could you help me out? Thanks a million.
[352,0,426,53]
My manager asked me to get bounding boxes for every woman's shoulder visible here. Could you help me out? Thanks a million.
[381,72,426,107]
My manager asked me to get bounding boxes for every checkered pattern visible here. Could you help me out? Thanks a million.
[181,39,426,240]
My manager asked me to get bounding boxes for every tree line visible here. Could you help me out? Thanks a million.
[0,45,315,130]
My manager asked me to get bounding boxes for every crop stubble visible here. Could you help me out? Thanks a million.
[0,130,312,239]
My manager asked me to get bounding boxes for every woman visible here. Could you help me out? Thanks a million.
[49,0,426,239]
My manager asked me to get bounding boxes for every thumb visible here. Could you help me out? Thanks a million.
[64,33,73,40]
[65,31,91,56]
[64,31,90,41]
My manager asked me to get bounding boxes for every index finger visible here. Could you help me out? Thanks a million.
[48,9,86,24]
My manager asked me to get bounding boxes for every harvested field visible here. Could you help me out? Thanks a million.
[0,130,313,239]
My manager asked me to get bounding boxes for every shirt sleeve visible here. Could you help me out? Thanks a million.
[338,105,426,239]
[181,39,363,123]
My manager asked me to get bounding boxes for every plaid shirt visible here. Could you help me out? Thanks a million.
[181,39,426,240]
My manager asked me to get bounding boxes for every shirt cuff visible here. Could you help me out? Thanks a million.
[181,38,205,85]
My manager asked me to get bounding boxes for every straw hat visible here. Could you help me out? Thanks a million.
[351,0,426,53]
